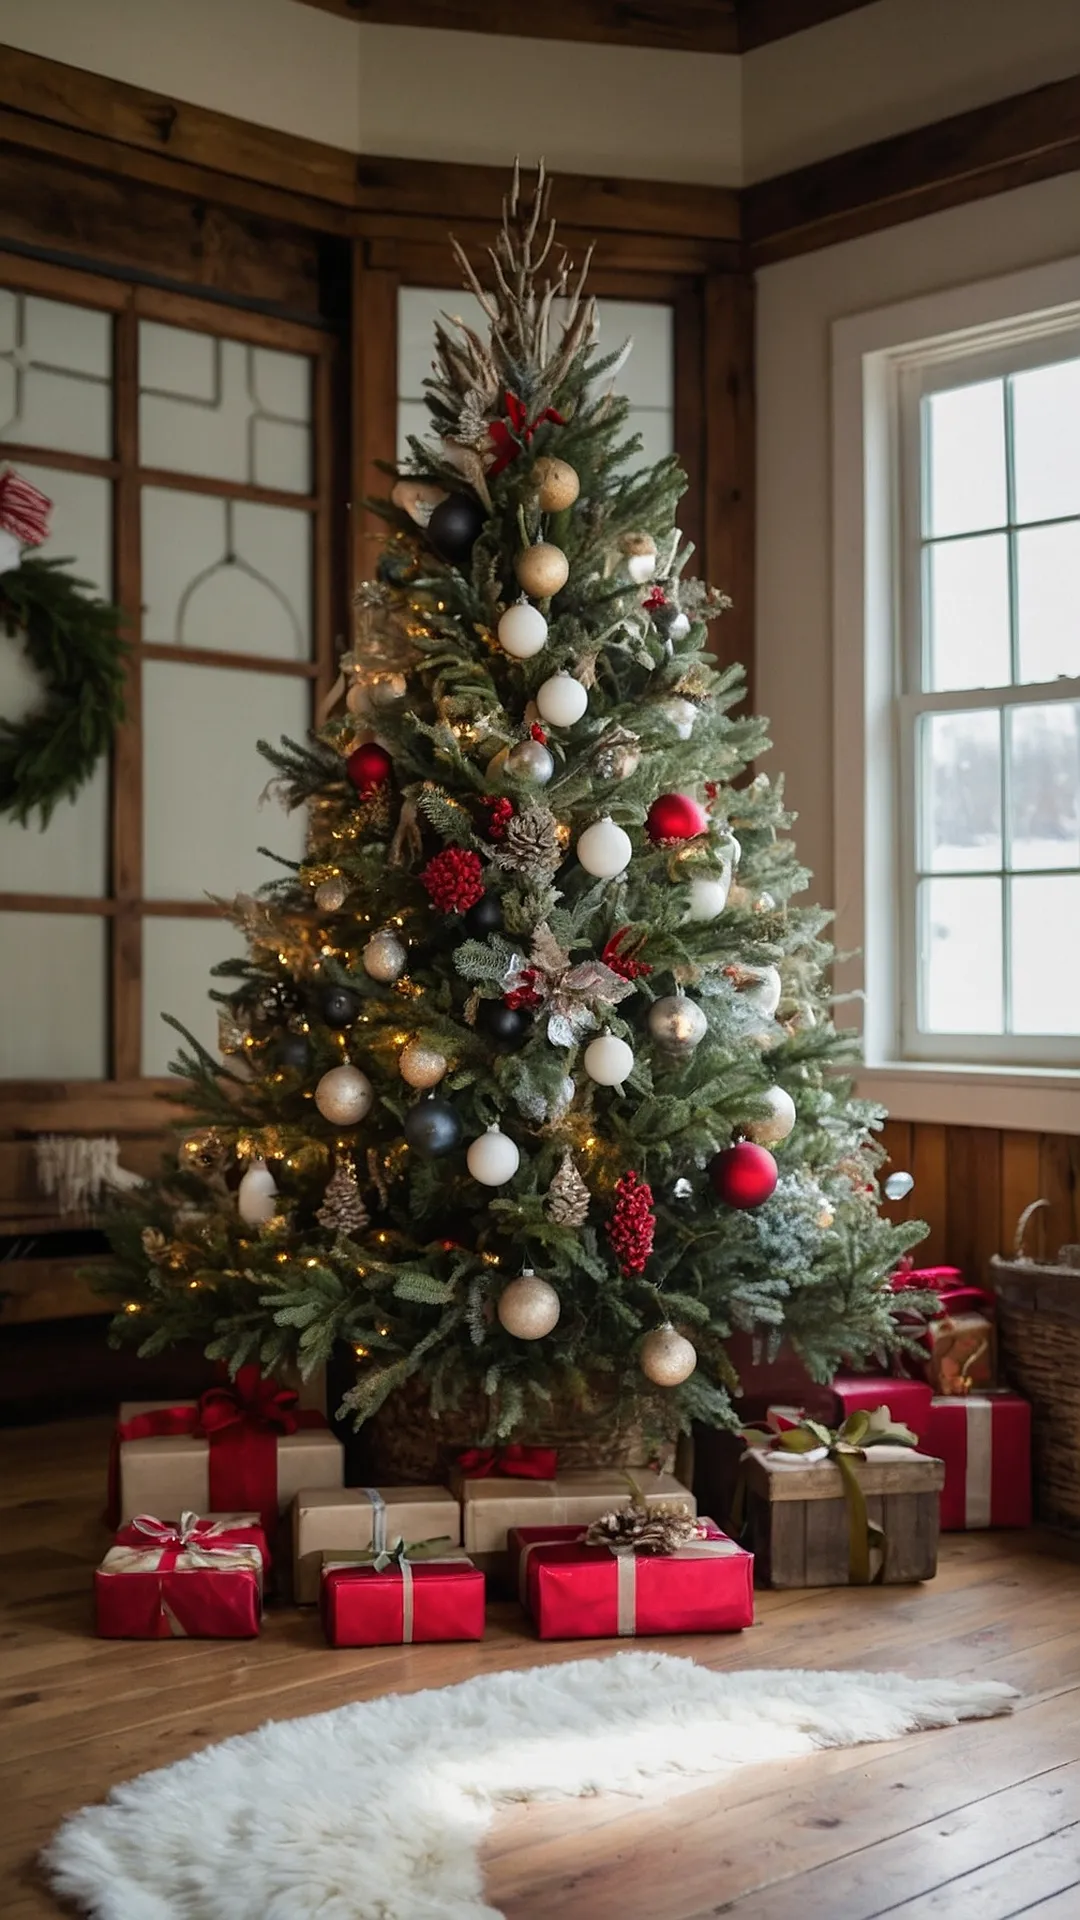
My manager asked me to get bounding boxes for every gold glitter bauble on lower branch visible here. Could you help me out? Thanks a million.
[639,1323,698,1387]
[398,1040,448,1089]
[496,1269,561,1340]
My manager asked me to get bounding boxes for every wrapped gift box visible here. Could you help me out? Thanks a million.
[321,1551,484,1647]
[740,1446,944,1586]
[892,1270,997,1394]
[451,1467,695,1559]
[95,1512,267,1639]
[113,1380,343,1536]
[826,1376,934,1443]
[508,1519,753,1640]
[293,1485,461,1603]
[925,1391,1031,1529]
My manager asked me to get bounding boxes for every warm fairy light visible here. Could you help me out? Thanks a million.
[481,1251,500,1267]
[377,1324,390,1337]
[124,1302,141,1314]
[306,1257,319,1268]
[276,1251,288,1264]
[584,1134,598,1149]
[353,1344,369,1359]
[188,1280,201,1290]
[375,1231,389,1245]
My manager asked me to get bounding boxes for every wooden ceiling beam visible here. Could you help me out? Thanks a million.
[294,0,741,55]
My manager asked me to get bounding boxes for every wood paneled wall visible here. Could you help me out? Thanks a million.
[878,1119,1080,1283]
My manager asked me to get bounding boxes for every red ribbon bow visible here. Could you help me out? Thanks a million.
[197,1365,304,1437]
[487,392,565,477]
[457,1444,558,1480]
[0,468,52,546]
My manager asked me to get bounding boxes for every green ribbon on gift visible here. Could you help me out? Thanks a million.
[733,1407,918,1585]
[363,1535,456,1574]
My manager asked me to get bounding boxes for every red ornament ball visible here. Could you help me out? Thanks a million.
[420,846,485,914]
[710,1141,778,1209]
[646,792,708,845]
[345,742,393,794]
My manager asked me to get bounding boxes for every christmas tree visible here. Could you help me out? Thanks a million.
[103,166,924,1445]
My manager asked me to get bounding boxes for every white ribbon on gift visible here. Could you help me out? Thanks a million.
[962,1396,994,1528]
[103,1512,264,1577]
[361,1488,388,1556]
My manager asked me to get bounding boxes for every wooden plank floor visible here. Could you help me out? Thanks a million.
[2,1419,1079,1919]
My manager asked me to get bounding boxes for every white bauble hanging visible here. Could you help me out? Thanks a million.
[658,697,697,740]
[685,874,731,922]
[497,600,549,659]
[583,1033,634,1086]
[466,1124,520,1187]
[497,1270,561,1339]
[315,1063,374,1125]
[744,964,783,1020]
[744,1084,797,1147]
[535,672,588,728]
[627,550,657,584]
[237,1158,278,1227]
[576,816,632,878]
[640,1323,697,1387]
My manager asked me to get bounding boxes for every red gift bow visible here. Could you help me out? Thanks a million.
[108,1365,326,1536]
[115,1512,262,1572]
[0,468,51,545]
[487,392,565,477]
[457,1443,558,1480]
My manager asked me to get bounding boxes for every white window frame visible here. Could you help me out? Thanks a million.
[832,256,1080,1133]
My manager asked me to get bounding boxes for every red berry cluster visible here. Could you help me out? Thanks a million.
[420,847,485,913]
[481,796,514,841]
[505,967,543,1011]
[642,586,667,612]
[529,722,548,744]
[602,926,653,981]
[607,1170,656,1276]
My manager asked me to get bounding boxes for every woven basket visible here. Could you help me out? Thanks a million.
[360,1371,681,1483]
[989,1200,1080,1531]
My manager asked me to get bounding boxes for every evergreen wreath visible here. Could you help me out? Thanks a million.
[0,554,127,827]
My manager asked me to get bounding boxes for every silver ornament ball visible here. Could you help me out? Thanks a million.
[884,1170,915,1202]
[743,1083,797,1147]
[369,671,408,709]
[640,1324,697,1387]
[315,876,347,913]
[648,994,708,1055]
[505,737,555,785]
[363,929,408,983]
[497,1270,561,1340]
[399,1041,447,1090]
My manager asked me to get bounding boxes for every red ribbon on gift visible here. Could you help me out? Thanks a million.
[0,467,52,545]
[114,1512,262,1572]
[108,1365,326,1536]
[456,1443,558,1480]
[487,391,565,477]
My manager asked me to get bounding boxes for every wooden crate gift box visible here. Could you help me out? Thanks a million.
[739,1434,944,1587]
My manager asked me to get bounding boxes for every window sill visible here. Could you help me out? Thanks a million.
[854,1062,1080,1133]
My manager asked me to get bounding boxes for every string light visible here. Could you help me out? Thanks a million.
[124,1302,141,1314]
[353,1343,369,1359]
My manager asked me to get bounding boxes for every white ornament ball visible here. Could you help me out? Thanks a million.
[362,929,407,983]
[744,1084,797,1147]
[535,671,588,728]
[505,737,555,784]
[640,1324,697,1387]
[466,1123,521,1187]
[659,697,697,740]
[583,1033,634,1087]
[627,550,657,584]
[884,1170,915,1202]
[315,1063,374,1125]
[399,1041,447,1090]
[497,600,549,659]
[667,611,691,642]
[497,1270,561,1340]
[237,1158,278,1227]
[576,816,632,878]
[648,994,708,1055]
[745,964,783,1020]
[685,874,732,922]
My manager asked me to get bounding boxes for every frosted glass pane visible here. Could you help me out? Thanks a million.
[921,710,1001,873]
[919,875,1003,1034]
[142,660,308,899]
[1012,356,1080,525]
[398,287,489,399]
[925,381,1006,538]
[16,463,112,595]
[1016,522,1080,684]
[1007,702,1080,872]
[590,300,673,410]
[141,487,310,660]
[0,912,106,1077]
[0,291,112,458]
[139,323,312,492]
[1010,876,1080,1034]
[142,915,247,1076]
[926,533,1011,691]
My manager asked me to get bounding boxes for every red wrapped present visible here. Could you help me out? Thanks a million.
[109,1365,342,1538]
[321,1548,485,1647]
[509,1519,754,1640]
[925,1391,1031,1529]
[827,1376,934,1442]
[891,1269,997,1394]
[95,1512,267,1638]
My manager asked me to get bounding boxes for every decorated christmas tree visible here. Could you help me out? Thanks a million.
[103,167,924,1448]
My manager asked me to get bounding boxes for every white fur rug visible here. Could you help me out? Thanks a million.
[45,1653,1016,1920]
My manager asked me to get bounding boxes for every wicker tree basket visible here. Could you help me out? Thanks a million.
[989,1200,1080,1531]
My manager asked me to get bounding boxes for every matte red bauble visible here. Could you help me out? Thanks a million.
[710,1140,778,1209]
[345,742,393,793]
[646,792,708,845]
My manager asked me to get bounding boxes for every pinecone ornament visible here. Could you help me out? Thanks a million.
[585,1498,697,1555]
[317,1159,369,1236]
[546,1150,590,1227]
[492,805,562,878]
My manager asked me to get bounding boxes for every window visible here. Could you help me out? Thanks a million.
[0,257,339,1086]
[832,257,1080,1128]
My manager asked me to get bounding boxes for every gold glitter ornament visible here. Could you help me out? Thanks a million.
[497,1269,561,1340]
[399,1041,447,1089]
[533,456,580,512]
[514,541,569,598]
[315,876,347,913]
[639,1323,697,1387]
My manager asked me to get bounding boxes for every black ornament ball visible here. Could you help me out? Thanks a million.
[276,1031,312,1071]
[428,493,485,567]
[463,893,503,937]
[319,985,361,1030]
[477,999,532,1049]
[403,1096,463,1159]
